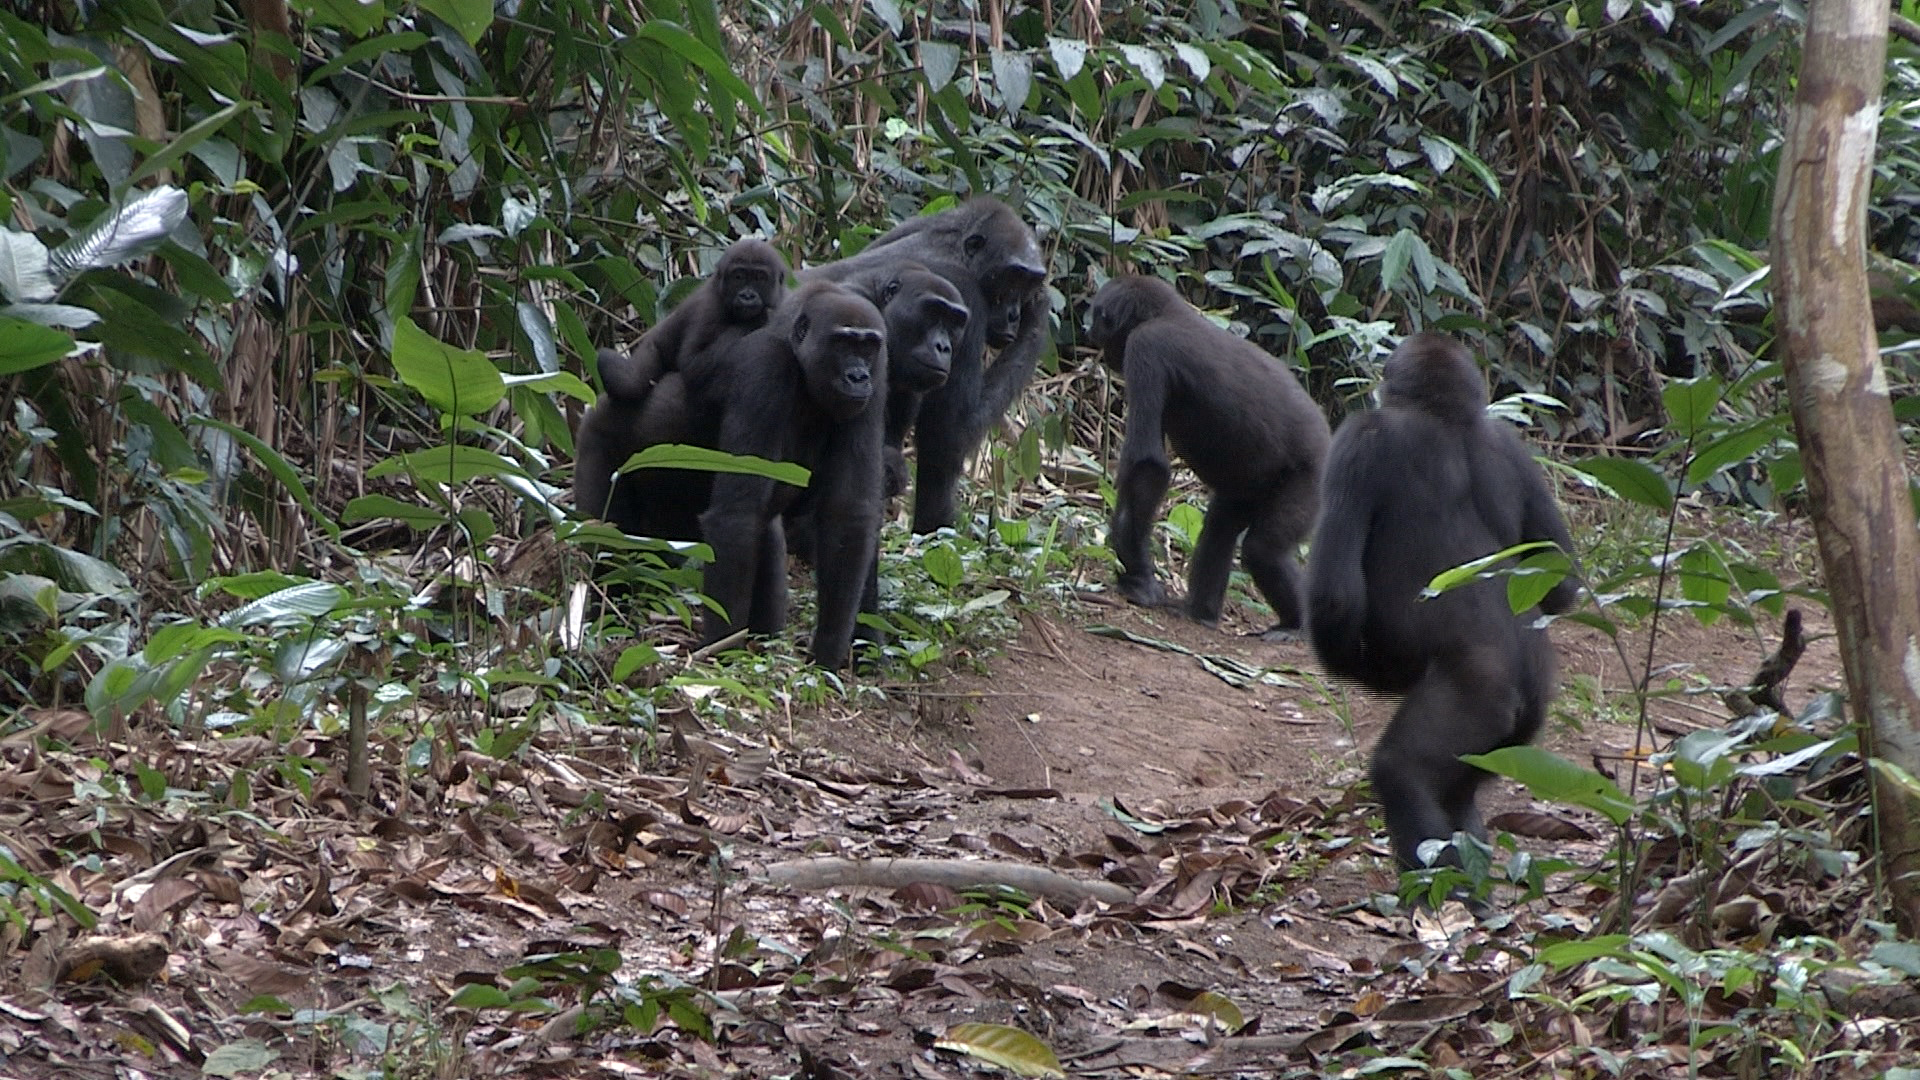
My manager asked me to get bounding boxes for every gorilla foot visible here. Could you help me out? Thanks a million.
[1117,576,1171,609]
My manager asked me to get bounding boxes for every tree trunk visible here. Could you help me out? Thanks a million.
[1770,0,1920,932]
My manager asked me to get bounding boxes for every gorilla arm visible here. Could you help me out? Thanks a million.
[1305,413,1391,683]
[1504,428,1581,616]
[971,289,1050,443]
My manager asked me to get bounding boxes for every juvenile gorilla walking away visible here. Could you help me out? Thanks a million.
[1306,332,1579,869]
[574,281,889,671]
[1085,276,1331,636]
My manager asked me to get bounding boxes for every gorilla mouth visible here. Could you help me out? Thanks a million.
[830,381,874,419]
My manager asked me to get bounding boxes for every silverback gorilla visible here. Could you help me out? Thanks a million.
[1306,332,1579,869]
[1086,276,1330,635]
[574,281,888,670]
[806,198,1048,532]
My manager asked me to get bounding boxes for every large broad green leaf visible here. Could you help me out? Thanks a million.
[1463,746,1635,825]
[1569,457,1673,511]
[390,317,506,416]
[0,317,72,373]
[1685,419,1785,486]
[220,581,349,628]
[342,494,453,530]
[620,444,810,486]
[128,104,251,187]
[419,0,492,43]
[49,186,190,280]
[292,0,388,36]
[634,21,762,116]
[1661,375,1724,439]
[369,445,524,486]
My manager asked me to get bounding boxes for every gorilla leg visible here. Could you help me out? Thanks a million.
[747,519,789,636]
[909,395,968,534]
[1185,496,1254,624]
[1111,456,1172,608]
[1370,654,1519,868]
[1240,488,1315,633]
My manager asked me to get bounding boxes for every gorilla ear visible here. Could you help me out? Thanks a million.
[964,233,986,256]
[883,278,902,305]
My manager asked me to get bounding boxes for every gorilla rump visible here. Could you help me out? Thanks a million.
[599,237,789,402]
[573,281,889,671]
[1306,332,1578,869]
[805,197,1049,533]
[1086,275,1330,635]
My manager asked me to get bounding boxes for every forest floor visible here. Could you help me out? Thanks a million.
[0,519,1858,1079]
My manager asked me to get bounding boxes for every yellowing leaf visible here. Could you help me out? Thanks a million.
[934,1022,1065,1078]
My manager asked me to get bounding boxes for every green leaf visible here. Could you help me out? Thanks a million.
[419,0,493,43]
[221,582,349,627]
[1534,935,1632,970]
[1685,420,1783,486]
[634,21,764,117]
[1569,457,1673,511]
[1507,549,1574,614]
[0,229,55,301]
[390,318,506,416]
[921,41,961,90]
[502,369,595,403]
[189,416,343,540]
[923,542,963,589]
[292,0,388,35]
[1423,540,1560,597]
[49,186,190,279]
[1048,37,1088,81]
[935,1022,1065,1079]
[0,316,72,373]
[1662,375,1724,439]
[620,444,809,486]
[369,445,524,486]
[341,494,451,530]
[991,49,1032,116]
[1464,746,1635,825]
[1380,228,1417,292]
[613,644,661,681]
[447,983,515,1009]
[128,103,252,187]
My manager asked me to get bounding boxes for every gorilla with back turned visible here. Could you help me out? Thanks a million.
[805,197,1049,532]
[1086,276,1331,635]
[1306,332,1579,869]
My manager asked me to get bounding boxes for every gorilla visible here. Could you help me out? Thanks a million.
[599,237,788,402]
[1306,332,1579,869]
[1085,276,1331,635]
[830,262,972,499]
[574,281,888,670]
[805,197,1048,532]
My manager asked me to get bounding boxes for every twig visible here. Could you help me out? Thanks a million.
[762,856,1133,906]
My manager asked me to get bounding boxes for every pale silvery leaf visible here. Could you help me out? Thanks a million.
[0,230,56,302]
[48,185,189,279]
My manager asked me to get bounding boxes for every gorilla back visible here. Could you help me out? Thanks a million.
[1306,332,1578,870]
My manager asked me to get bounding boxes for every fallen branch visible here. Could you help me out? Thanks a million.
[762,856,1134,906]
[1722,608,1806,718]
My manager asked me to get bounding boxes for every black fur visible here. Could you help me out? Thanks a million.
[805,198,1048,532]
[574,281,888,670]
[598,237,788,402]
[1306,332,1579,869]
[1086,276,1331,634]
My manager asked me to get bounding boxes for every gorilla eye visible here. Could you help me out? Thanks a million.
[883,281,901,304]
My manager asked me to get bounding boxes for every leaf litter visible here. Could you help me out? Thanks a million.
[2,592,1917,1077]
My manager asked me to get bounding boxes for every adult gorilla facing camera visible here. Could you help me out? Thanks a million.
[1086,276,1331,636]
[573,280,889,671]
[806,197,1049,533]
[1306,332,1579,870]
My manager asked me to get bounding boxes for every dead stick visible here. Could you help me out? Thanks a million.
[762,856,1133,906]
